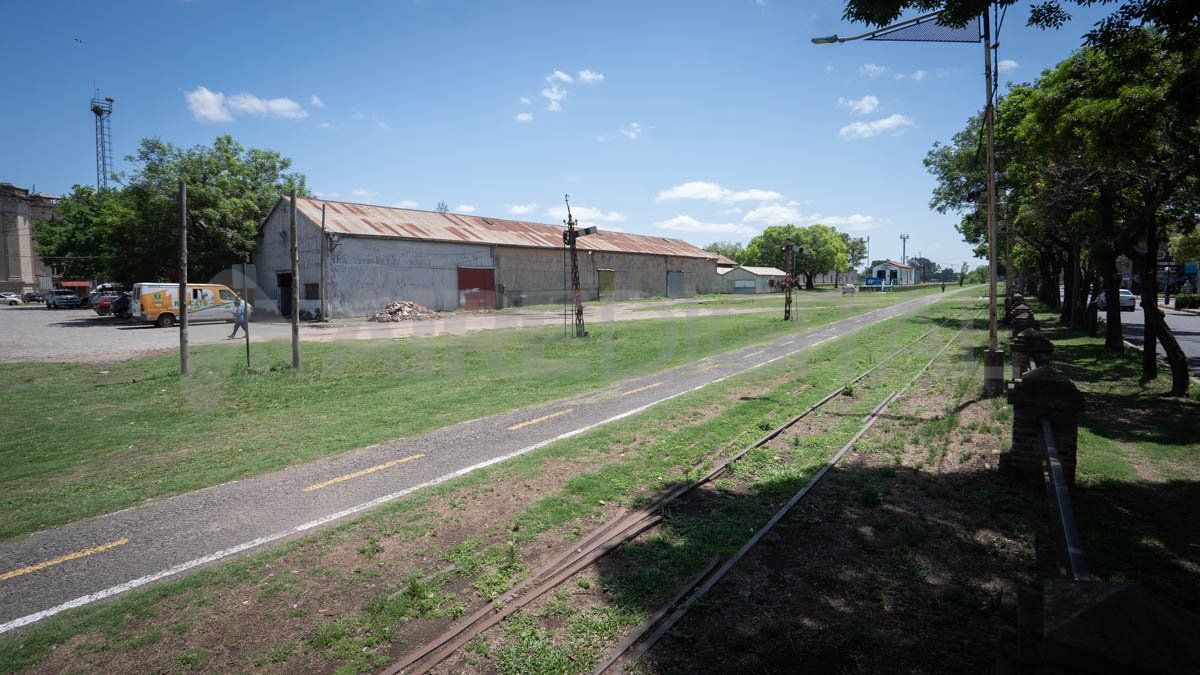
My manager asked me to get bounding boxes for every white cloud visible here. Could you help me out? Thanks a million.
[185,86,232,122]
[351,188,378,201]
[376,120,392,131]
[546,205,626,224]
[742,203,804,226]
[547,69,574,85]
[226,92,307,119]
[186,87,308,122]
[655,215,757,237]
[809,213,883,231]
[318,122,333,129]
[824,63,836,74]
[837,95,879,115]
[351,111,365,121]
[392,199,419,208]
[859,63,889,79]
[656,181,782,203]
[619,122,642,140]
[314,191,341,199]
[838,113,915,140]
[309,94,324,108]
[893,69,928,81]
[515,112,534,122]
[577,69,604,84]
[455,204,476,213]
[998,59,1019,73]
[911,69,927,81]
[541,84,567,111]
[519,96,532,105]
[721,207,742,215]
[506,203,538,215]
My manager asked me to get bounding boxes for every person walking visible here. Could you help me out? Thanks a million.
[229,298,247,339]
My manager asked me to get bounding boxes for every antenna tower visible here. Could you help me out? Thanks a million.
[899,233,909,264]
[91,89,114,190]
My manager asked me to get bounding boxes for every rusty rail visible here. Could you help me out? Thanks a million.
[1040,416,1089,581]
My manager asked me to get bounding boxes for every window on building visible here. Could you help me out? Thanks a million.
[304,283,320,300]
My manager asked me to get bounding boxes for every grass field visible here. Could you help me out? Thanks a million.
[631,283,955,312]
[0,293,981,673]
[0,287,951,541]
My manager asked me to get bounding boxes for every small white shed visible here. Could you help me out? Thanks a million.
[720,266,787,294]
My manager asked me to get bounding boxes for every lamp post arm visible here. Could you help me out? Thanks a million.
[810,10,943,43]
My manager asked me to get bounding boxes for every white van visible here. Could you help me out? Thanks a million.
[131,283,250,327]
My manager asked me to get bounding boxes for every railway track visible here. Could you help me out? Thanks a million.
[382,309,982,674]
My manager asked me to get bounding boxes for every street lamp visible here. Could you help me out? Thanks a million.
[811,7,1005,394]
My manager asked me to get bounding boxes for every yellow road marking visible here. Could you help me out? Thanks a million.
[507,408,572,430]
[1,538,129,581]
[303,454,425,492]
[620,382,664,397]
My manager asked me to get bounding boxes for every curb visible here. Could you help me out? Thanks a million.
[1122,338,1200,389]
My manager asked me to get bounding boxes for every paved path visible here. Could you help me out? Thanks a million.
[0,290,961,633]
[1120,303,1200,376]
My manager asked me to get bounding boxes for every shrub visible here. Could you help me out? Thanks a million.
[1175,293,1199,310]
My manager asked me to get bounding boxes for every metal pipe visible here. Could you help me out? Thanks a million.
[290,189,301,370]
[1040,417,1089,581]
[178,180,189,376]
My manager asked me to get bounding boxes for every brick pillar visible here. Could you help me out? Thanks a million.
[1011,303,1039,337]
[1004,367,1084,483]
[1011,327,1054,380]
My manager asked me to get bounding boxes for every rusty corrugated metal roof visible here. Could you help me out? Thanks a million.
[288,197,718,260]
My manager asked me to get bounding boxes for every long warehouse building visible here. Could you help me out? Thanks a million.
[253,197,719,318]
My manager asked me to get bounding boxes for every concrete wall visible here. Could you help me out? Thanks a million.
[0,184,56,294]
[254,204,494,317]
[494,246,718,306]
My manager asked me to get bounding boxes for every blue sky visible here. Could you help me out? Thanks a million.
[2,1,1111,268]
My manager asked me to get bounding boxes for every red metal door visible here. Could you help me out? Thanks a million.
[457,267,496,310]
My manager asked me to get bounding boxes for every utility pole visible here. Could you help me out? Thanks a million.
[982,6,1005,394]
[319,202,328,321]
[900,234,909,265]
[178,180,189,376]
[290,189,301,369]
[782,235,797,321]
[562,195,597,338]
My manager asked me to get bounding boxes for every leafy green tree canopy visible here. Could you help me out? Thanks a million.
[703,241,746,263]
[743,224,849,289]
[36,135,308,284]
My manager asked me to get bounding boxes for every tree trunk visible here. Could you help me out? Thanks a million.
[804,272,814,290]
[1061,244,1079,325]
[1146,305,1190,396]
[1139,223,1160,381]
[1072,261,1091,331]
[1097,186,1125,352]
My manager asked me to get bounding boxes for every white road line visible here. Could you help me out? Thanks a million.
[0,293,947,634]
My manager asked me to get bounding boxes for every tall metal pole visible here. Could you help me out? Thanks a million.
[900,234,909,265]
[178,180,189,377]
[242,259,251,369]
[982,6,1005,393]
[783,235,795,321]
[319,203,328,321]
[566,208,585,338]
[290,189,301,369]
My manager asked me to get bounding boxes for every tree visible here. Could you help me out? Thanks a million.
[840,233,868,281]
[36,135,308,284]
[907,255,939,283]
[704,241,746,263]
[745,224,849,289]
[436,201,450,213]
[960,261,969,286]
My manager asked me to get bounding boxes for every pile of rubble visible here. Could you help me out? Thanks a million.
[368,300,440,322]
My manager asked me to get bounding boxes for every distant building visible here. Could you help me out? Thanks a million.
[715,254,737,270]
[868,259,915,286]
[719,266,786,294]
[0,183,57,294]
[809,269,860,286]
[253,197,720,317]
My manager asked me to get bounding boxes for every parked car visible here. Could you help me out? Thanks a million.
[46,289,83,308]
[22,292,44,304]
[0,292,24,306]
[841,283,857,294]
[110,293,132,319]
[93,293,122,316]
[1097,288,1136,312]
